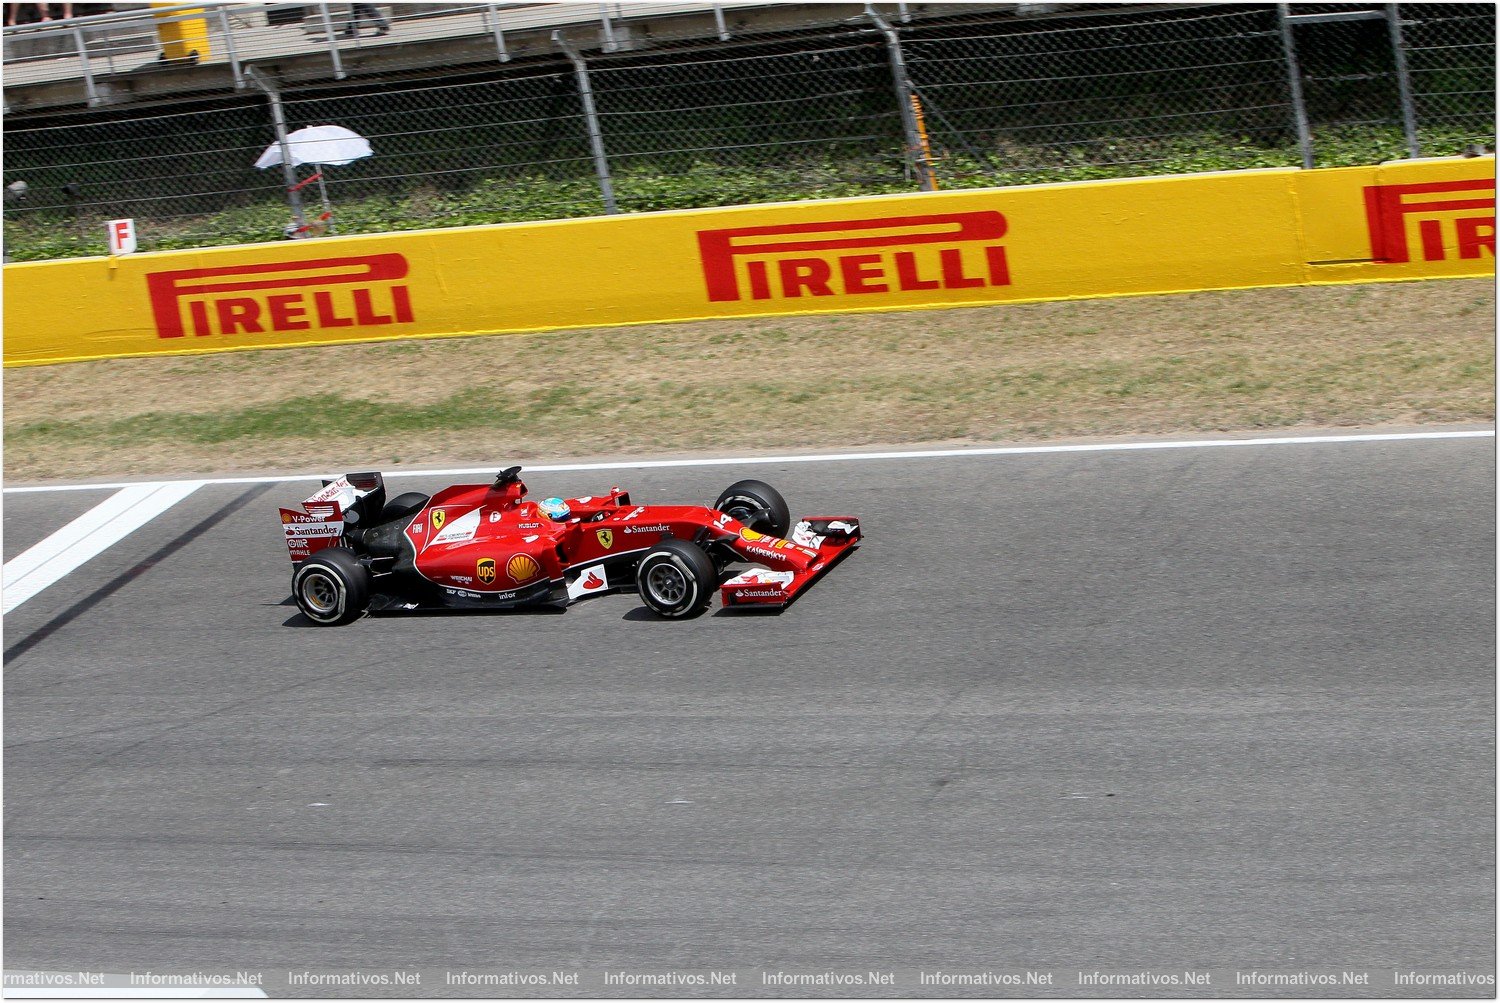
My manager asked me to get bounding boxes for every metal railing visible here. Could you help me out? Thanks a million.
[2,3,1493,260]
[1,1,808,99]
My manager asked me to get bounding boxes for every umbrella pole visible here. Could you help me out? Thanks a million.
[315,168,335,235]
[247,69,306,231]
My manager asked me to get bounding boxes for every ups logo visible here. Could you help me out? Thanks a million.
[476,558,496,584]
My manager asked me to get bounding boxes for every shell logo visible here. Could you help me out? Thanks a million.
[507,553,542,584]
[739,527,765,542]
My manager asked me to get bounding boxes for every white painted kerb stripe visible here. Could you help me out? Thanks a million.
[0,429,1492,495]
[2,481,204,614]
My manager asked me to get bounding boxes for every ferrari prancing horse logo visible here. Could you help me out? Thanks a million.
[476,558,496,584]
[431,509,446,532]
[596,529,613,550]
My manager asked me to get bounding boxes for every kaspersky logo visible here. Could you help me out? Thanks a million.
[696,211,1010,302]
[1364,179,1494,264]
[146,254,414,339]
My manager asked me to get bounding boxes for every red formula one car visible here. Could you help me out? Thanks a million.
[280,467,861,625]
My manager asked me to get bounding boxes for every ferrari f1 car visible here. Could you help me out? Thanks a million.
[280,467,860,625]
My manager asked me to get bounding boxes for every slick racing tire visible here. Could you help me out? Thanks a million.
[380,492,430,524]
[292,547,371,626]
[714,479,791,538]
[636,539,717,619]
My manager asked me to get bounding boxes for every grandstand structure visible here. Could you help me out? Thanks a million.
[2,2,1047,111]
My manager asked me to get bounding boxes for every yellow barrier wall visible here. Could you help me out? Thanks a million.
[4,156,1492,366]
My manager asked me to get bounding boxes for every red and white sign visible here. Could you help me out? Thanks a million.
[106,219,137,255]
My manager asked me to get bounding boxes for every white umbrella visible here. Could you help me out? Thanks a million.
[255,125,373,169]
[255,125,373,237]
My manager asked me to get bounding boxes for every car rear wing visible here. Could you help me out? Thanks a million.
[279,472,384,563]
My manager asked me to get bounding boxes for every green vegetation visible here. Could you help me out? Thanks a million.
[4,125,1484,262]
[5,281,1491,482]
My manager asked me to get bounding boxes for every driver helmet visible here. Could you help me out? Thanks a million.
[537,497,571,521]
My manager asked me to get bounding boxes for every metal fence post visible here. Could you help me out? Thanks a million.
[554,32,618,214]
[484,3,510,62]
[1386,3,1421,158]
[246,67,308,231]
[317,2,346,80]
[598,4,617,54]
[71,25,100,106]
[1276,3,1315,169]
[215,6,244,88]
[866,4,934,191]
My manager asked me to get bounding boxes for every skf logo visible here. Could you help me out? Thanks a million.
[476,558,497,584]
[697,211,1010,302]
[145,254,415,339]
[507,553,541,584]
[596,529,614,550]
[1364,179,1494,264]
[430,509,446,532]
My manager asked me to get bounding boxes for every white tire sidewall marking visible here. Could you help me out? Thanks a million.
[641,553,698,615]
[296,564,347,622]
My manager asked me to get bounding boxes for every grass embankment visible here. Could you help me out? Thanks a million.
[3,280,1492,483]
[4,126,1488,261]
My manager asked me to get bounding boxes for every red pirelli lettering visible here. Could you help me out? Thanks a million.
[146,254,412,338]
[1363,179,1495,264]
[697,211,1009,302]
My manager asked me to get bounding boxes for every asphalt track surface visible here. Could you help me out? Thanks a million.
[4,434,1495,998]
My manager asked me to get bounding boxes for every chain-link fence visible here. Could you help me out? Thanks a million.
[2,2,1494,261]
[1402,3,1496,154]
[898,5,1296,186]
[587,32,907,210]
[282,62,607,222]
[5,94,271,246]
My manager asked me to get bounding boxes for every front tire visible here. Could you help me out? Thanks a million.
[292,547,371,626]
[714,479,791,537]
[636,539,717,619]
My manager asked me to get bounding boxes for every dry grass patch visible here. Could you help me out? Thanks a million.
[4,279,1493,482]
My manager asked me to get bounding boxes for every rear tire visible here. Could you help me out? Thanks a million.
[714,479,791,537]
[380,491,429,524]
[292,547,371,626]
[636,539,717,619]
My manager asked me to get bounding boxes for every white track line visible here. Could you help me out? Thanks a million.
[2,481,205,614]
[0,430,1492,495]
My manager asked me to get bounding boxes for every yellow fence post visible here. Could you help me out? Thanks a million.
[911,93,938,191]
